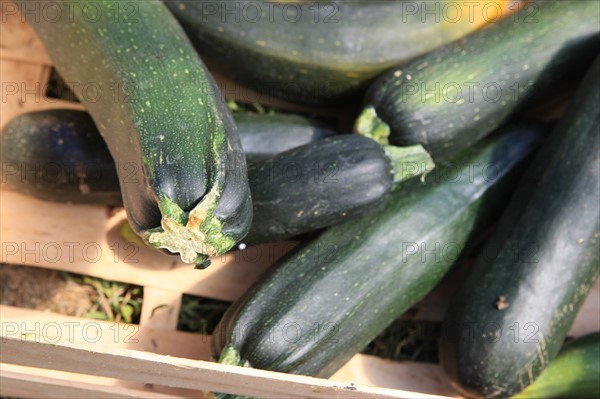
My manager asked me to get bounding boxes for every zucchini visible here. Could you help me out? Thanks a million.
[165,0,508,104]
[1,110,433,245]
[439,56,600,399]
[0,110,335,205]
[356,0,600,161]
[0,110,122,206]
[0,110,334,204]
[211,123,544,381]
[242,134,433,245]
[233,113,336,162]
[512,333,600,399]
[16,0,252,265]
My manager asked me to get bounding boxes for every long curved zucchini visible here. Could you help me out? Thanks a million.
[512,333,600,399]
[1,109,433,245]
[439,56,600,399]
[356,0,600,161]
[165,0,508,104]
[210,123,544,383]
[16,0,252,265]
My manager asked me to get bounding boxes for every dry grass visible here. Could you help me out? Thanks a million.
[0,263,142,323]
[0,263,94,317]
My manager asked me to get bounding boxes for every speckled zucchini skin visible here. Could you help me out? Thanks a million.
[439,57,600,399]
[357,0,600,161]
[211,123,544,380]
[243,135,394,246]
[165,0,505,104]
[15,0,252,264]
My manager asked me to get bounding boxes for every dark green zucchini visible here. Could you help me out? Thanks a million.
[16,0,252,265]
[356,0,600,161]
[512,333,600,399]
[242,134,434,245]
[0,110,122,205]
[439,56,600,399]
[233,113,335,162]
[1,110,433,245]
[0,110,335,205]
[210,123,544,383]
[165,0,507,104]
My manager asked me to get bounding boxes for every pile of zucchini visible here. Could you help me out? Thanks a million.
[4,0,599,397]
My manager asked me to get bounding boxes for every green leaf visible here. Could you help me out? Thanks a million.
[120,304,134,323]
[83,311,109,320]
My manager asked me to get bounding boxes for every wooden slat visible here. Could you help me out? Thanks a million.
[0,336,451,399]
[0,305,211,359]
[331,356,459,398]
[0,305,453,396]
[570,276,600,337]
[0,191,294,302]
[0,305,459,397]
[139,287,182,331]
[0,306,210,398]
[0,364,182,399]
[0,59,48,128]
[0,57,83,129]
[0,3,52,65]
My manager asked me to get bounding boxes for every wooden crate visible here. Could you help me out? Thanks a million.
[1,9,599,399]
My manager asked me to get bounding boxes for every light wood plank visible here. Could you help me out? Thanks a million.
[0,305,458,396]
[570,276,600,337]
[0,305,211,360]
[0,364,183,399]
[331,356,459,398]
[0,307,210,397]
[0,4,52,65]
[0,58,83,129]
[0,363,207,398]
[0,59,48,128]
[0,191,294,302]
[0,336,451,399]
[139,287,182,331]
[0,305,455,396]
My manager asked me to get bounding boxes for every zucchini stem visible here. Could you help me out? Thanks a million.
[355,106,435,183]
[383,144,435,184]
[211,345,255,399]
[144,188,236,265]
[354,106,391,144]
[218,344,244,366]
